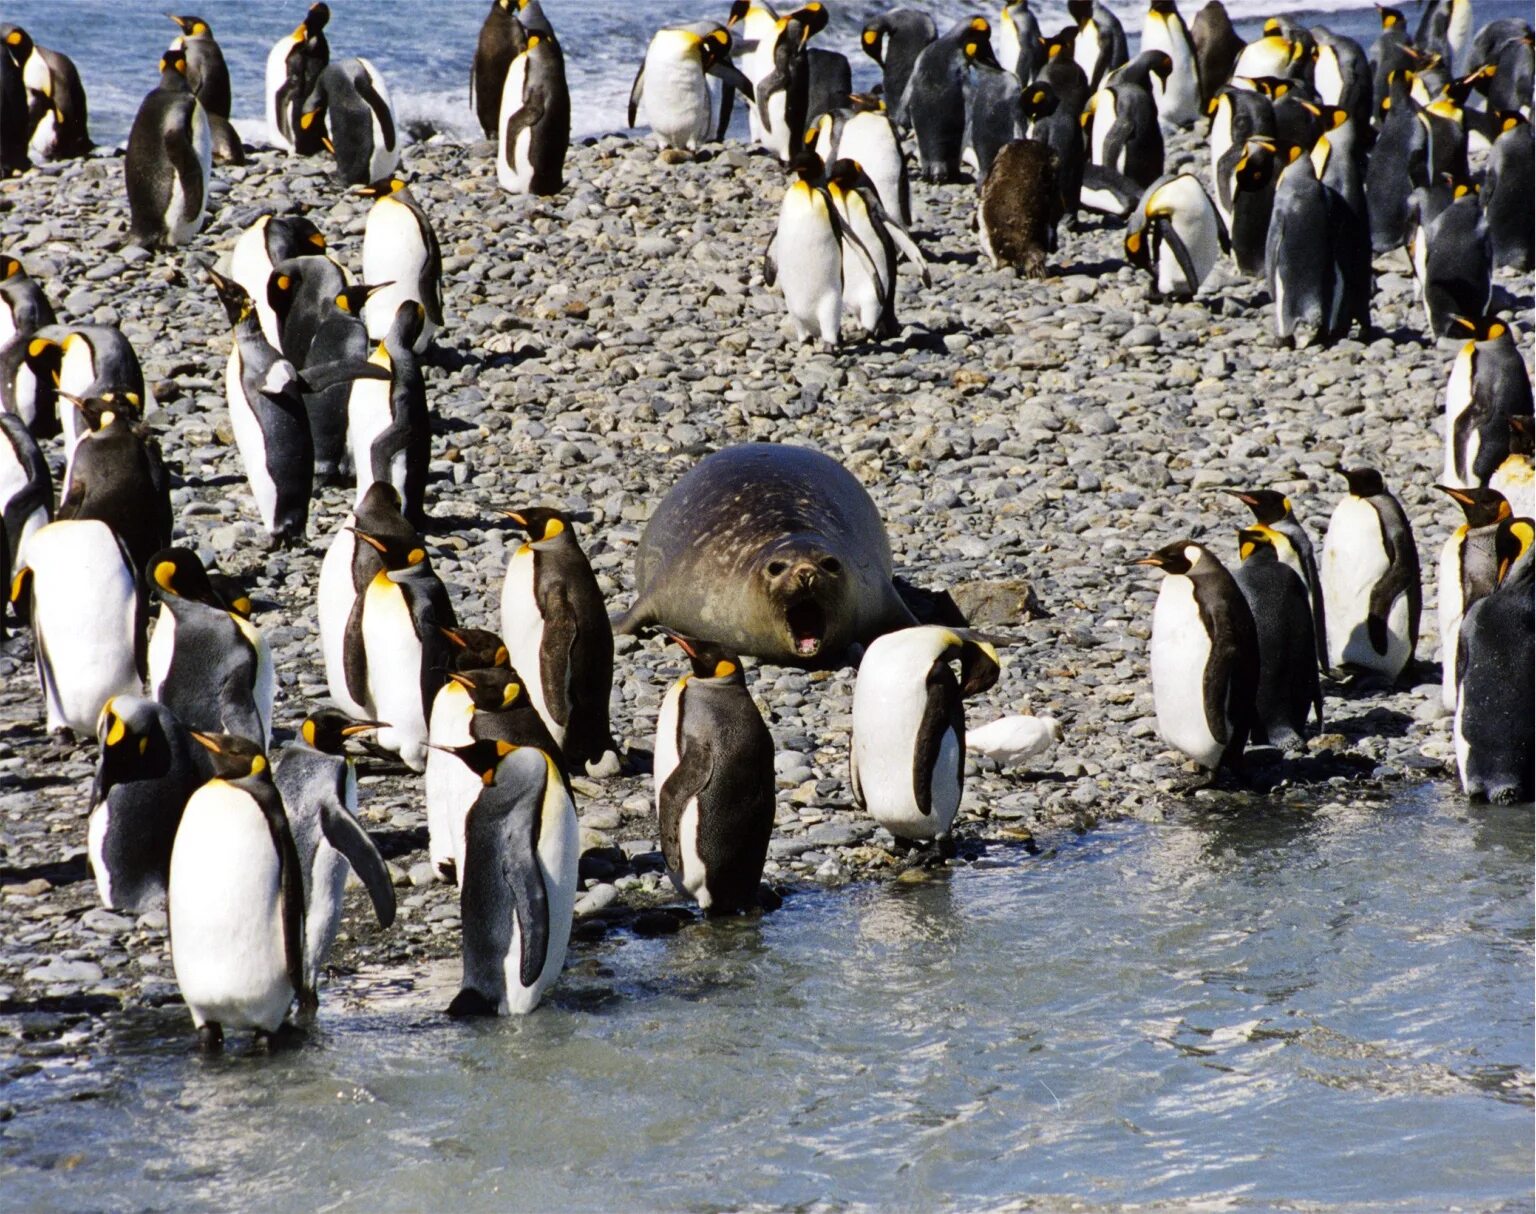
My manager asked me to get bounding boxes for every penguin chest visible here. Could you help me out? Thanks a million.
[57,340,97,445]
[147,603,177,698]
[1322,497,1405,670]
[347,375,394,505]
[166,102,213,243]
[763,88,791,159]
[837,198,886,329]
[652,679,686,805]
[360,576,426,736]
[362,200,429,342]
[1438,531,1469,708]
[169,786,291,1031]
[843,117,903,218]
[500,547,560,742]
[643,42,710,148]
[777,188,842,316]
[425,684,481,874]
[851,660,960,838]
[1316,47,1344,106]
[1150,576,1224,768]
[226,348,281,531]
[1442,348,1476,485]
[1075,21,1103,82]
[233,615,275,745]
[497,55,536,192]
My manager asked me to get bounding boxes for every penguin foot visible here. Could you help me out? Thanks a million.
[935,833,958,861]
[48,727,76,748]
[297,988,320,1015]
[757,884,784,913]
[435,857,458,885]
[197,1022,224,1053]
[583,750,623,779]
[447,987,500,1018]
[252,1028,277,1053]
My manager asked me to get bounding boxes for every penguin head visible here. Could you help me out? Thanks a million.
[727,1,750,26]
[2,26,33,61]
[1376,5,1404,30]
[1435,485,1512,529]
[504,507,570,544]
[1250,76,1292,100]
[790,150,826,183]
[208,268,255,326]
[1144,51,1174,84]
[1123,216,1152,273]
[666,632,747,683]
[861,20,886,64]
[207,570,253,618]
[190,732,270,781]
[961,26,1002,70]
[1041,28,1078,59]
[1495,518,1535,584]
[825,158,868,195]
[267,268,298,321]
[779,4,828,51]
[1496,111,1531,135]
[1236,526,1284,564]
[441,626,511,672]
[697,27,735,71]
[436,737,520,785]
[301,709,387,755]
[335,282,394,315]
[1449,314,1511,344]
[1,255,22,280]
[148,547,218,604]
[97,697,155,761]
[1147,0,1178,19]
[354,481,410,529]
[349,526,428,573]
[448,668,527,712]
[1020,83,1060,121]
[1232,139,1279,193]
[302,3,331,37]
[157,49,190,85]
[168,15,211,37]
[385,300,427,351]
[1133,541,1212,577]
[1224,487,1291,526]
[64,392,141,434]
[267,215,328,259]
[22,335,62,381]
[356,176,409,200]
[1067,0,1093,24]
[1338,467,1385,498]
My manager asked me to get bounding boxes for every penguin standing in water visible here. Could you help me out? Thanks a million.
[1225,487,1327,671]
[445,740,578,1017]
[1070,0,1130,90]
[1484,113,1533,271]
[87,695,211,913]
[1411,183,1491,337]
[347,301,430,528]
[273,710,396,1006]
[1455,545,1534,804]
[764,151,854,349]
[499,508,618,776]
[145,547,274,748]
[170,732,307,1049]
[1134,541,1259,776]
[825,158,928,338]
[229,214,329,349]
[1125,173,1227,299]
[653,634,775,914]
[808,102,911,225]
[168,15,241,164]
[1435,486,1521,710]
[1140,0,1201,127]
[11,519,143,737]
[0,412,51,575]
[266,2,330,152]
[860,10,936,130]
[302,58,400,186]
[1232,526,1323,752]
[344,523,455,772]
[850,627,1000,851]
[1321,467,1421,682]
[1442,315,1534,489]
[359,178,443,353]
[125,50,212,250]
[496,30,570,196]
[903,17,997,183]
[629,25,753,153]
[56,395,172,575]
[1266,149,1343,349]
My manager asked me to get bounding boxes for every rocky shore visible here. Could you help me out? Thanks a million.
[0,124,1531,1069]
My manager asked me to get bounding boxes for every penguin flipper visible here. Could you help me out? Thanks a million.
[504,98,547,166]
[353,70,397,154]
[763,231,779,287]
[536,589,578,730]
[319,800,396,928]
[912,666,963,819]
[257,780,311,1009]
[658,727,714,881]
[627,61,645,129]
[714,75,736,143]
[301,359,392,393]
[497,794,551,988]
[164,103,207,227]
[1156,217,1203,297]
[343,590,370,708]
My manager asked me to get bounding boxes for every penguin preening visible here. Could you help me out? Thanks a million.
[53,324,152,449]
[629,25,753,153]
[1125,172,1227,299]
[653,634,775,914]
[1491,415,1536,519]
[302,58,400,186]
[1232,526,1323,752]
[1135,541,1259,776]
[1454,544,1534,804]
[124,50,212,250]
[0,333,62,442]
[168,14,241,164]
[1321,467,1421,682]
[756,4,830,163]
[265,2,330,152]
[1435,486,1523,711]
[496,30,570,196]
[850,626,1001,848]
[169,732,307,1049]
[359,177,444,352]
[1442,315,1534,490]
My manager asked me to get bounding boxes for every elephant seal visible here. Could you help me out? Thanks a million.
[614,443,916,665]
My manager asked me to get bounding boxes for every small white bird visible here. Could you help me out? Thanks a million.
[966,715,1064,765]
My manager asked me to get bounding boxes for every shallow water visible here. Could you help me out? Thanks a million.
[3,782,1530,1212]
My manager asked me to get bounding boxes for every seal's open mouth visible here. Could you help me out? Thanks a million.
[786,601,825,657]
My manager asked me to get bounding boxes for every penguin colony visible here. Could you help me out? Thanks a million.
[0,0,1530,1047]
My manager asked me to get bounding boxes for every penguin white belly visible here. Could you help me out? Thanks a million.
[499,546,562,746]
[225,349,281,534]
[1089,90,1115,166]
[1452,690,1473,791]
[997,22,1022,77]
[776,187,843,345]
[57,339,98,448]
[1442,349,1475,485]
[1075,22,1103,83]
[147,604,176,700]
[361,576,429,770]
[1322,496,1407,674]
[496,55,535,194]
[642,45,711,150]
[348,377,393,507]
[741,13,779,141]
[762,90,791,161]
[170,786,293,1032]
[502,785,578,1015]
[842,115,905,221]
[652,678,684,800]
[1209,109,1233,186]
[87,801,119,909]
[234,615,275,747]
[28,108,58,160]
[305,836,349,989]
[851,659,956,838]
[675,798,711,908]
[837,200,886,334]
[166,103,213,245]
[265,39,295,151]
[1448,0,1472,74]
[27,521,140,735]
[1315,48,1344,105]
[363,200,431,343]
[1490,458,1535,518]
[1151,576,1224,769]
[1232,42,1289,81]
[1152,35,1200,126]
[1438,531,1467,711]
[0,438,43,556]
[1160,210,1221,296]
[229,230,283,348]
[318,519,367,717]
[425,683,480,877]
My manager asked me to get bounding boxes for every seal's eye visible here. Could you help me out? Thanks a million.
[767,560,789,577]
[820,557,842,575]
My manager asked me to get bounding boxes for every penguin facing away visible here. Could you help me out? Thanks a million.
[54,395,172,576]
[1435,486,1521,711]
[168,14,241,164]
[1321,467,1421,681]
[473,0,532,140]
[979,139,1060,276]
[1442,314,1534,489]
[1225,486,1328,671]
[1232,525,1323,752]
[303,58,399,186]
[169,731,308,1049]
[124,50,212,250]
[1454,546,1534,803]
[229,214,329,350]
[825,156,929,338]
[653,634,776,914]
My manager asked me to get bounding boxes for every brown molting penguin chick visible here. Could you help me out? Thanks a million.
[978,138,1059,277]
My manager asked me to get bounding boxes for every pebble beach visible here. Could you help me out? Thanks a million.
[0,117,1531,1075]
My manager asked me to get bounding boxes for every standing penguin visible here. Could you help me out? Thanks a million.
[344,523,455,772]
[1191,2,1243,105]
[629,25,753,152]
[303,282,387,483]
[1140,0,1202,127]
[850,627,1000,850]
[145,547,274,748]
[1483,113,1533,271]
[653,634,775,914]
[496,30,570,196]
[1454,545,1534,803]
[1232,526,1323,751]
[1070,0,1131,90]
[499,508,618,776]
[125,50,212,250]
[265,2,330,152]
[273,710,396,1005]
[55,396,172,575]
[1134,541,1259,775]
[1225,487,1328,671]
[0,411,51,574]
[87,695,211,913]
[1267,149,1344,349]
[170,732,306,1049]
[860,10,937,130]
[347,302,430,528]
[756,5,829,162]
[1222,136,1279,276]
[764,151,852,348]
[995,2,1044,84]
[12,519,143,737]
[302,58,400,186]
[359,177,444,352]
[1411,183,1491,337]
[1435,486,1520,710]
[826,158,928,338]
[1321,467,1421,681]
[0,333,62,441]
[1020,81,1084,222]
[210,271,315,547]
[808,102,911,225]
[446,741,578,1017]
[473,0,542,139]
[266,254,349,369]
[979,140,1060,276]
[168,15,241,164]
[1084,72,1165,189]
[1442,315,1534,489]
[54,325,151,448]
[903,17,997,183]
[1126,172,1227,299]
[2,26,92,161]
[229,214,329,349]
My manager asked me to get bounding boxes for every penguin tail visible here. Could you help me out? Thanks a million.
[446,987,500,1018]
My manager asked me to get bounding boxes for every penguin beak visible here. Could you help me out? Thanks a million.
[1222,488,1261,506]
[1130,554,1165,567]
[1435,485,1477,505]
[190,731,223,753]
[448,672,476,690]
[341,720,388,736]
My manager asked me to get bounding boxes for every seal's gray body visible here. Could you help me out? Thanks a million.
[615,443,914,665]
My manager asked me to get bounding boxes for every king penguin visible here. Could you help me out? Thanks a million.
[826,157,929,338]
[55,394,172,574]
[445,740,578,1017]
[850,626,1001,850]
[1321,467,1421,682]
[808,101,911,225]
[169,731,307,1049]
[903,17,997,183]
[1490,416,1536,519]
[302,58,400,186]
[629,25,753,152]
[0,254,56,345]
[653,634,775,913]
[125,49,212,250]
[1225,486,1328,671]
[87,695,211,913]
[1267,149,1345,349]
[1411,182,1491,337]
[346,301,430,528]
[1140,0,1202,126]
[359,177,444,352]
[1135,541,1259,776]
[1435,486,1522,710]
[1232,526,1323,751]
[499,507,618,776]
[1442,315,1534,490]
[1070,0,1130,90]
[1453,543,1534,803]
[54,325,151,449]
[765,152,846,348]
[1125,172,1227,299]
[1484,113,1533,271]
[265,2,330,152]
[273,710,396,1006]
[0,411,51,576]
[473,0,538,139]
[229,213,329,350]
[859,10,937,130]
[496,30,570,196]
[168,14,241,163]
